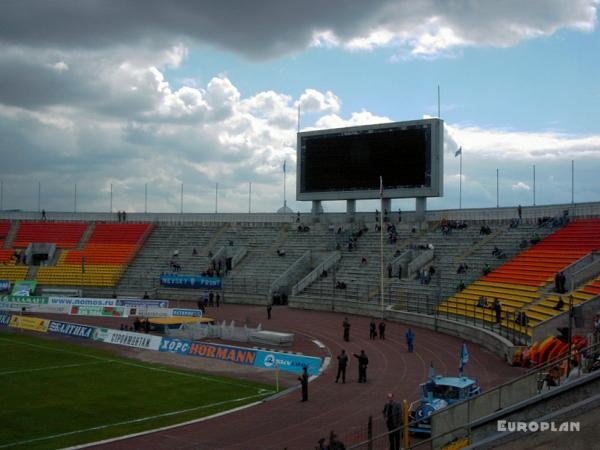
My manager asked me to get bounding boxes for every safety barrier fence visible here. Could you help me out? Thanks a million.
[2,201,599,225]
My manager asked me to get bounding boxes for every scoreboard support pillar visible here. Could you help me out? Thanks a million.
[346,200,356,222]
[381,198,391,218]
[311,200,323,222]
[416,197,427,222]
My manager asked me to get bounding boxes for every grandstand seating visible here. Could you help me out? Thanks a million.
[12,222,87,248]
[438,219,600,336]
[0,265,28,283]
[36,223,152,287]
[0,221,10,247]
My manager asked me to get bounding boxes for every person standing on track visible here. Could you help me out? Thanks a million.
[343,317,351,342]
[298,366,308,401]
[353,350,369,383]
[383,392,402,450]
[405,328,415,353]
[379,321,386,340]
[335,349,348,383]
[369,319,377,340]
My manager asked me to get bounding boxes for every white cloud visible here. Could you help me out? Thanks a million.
[445,123,600,160]
[512,181,531,191]
[49,61,69,72]
[297,89,341,114]
[311,110,392,130]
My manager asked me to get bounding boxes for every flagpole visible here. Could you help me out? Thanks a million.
[283,160,287,209]
[380,176,384,319]
[459,151,463,209]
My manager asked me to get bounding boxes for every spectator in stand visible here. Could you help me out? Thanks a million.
[480,224,492,235]
[555,272,567,294]
[518,204,522,220]
[543,365,561,389]
[492,298,502,324]
[477,296,488,308]
[554,296,565,310]
[361,256,368,265]
[514,311,529,327]
[482,264,491,276]
[457,281,466,292]
[143,291,149,299]
[565,360,581,383]
[594,314,600,342]
[276,249,286,257]
[457,263,468,274]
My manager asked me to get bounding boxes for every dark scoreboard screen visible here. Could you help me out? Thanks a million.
[300,125,431,193]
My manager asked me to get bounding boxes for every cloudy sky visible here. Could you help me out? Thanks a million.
[1,0,599,213]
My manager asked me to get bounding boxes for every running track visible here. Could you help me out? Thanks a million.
[86,304,523,450]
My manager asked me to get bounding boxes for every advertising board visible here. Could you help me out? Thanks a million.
[160,274,221,289]
[92,328,162,350]
[117,299,169,308]
[69,305,128,317]
[49,297,118,307]
[159,338,321,375]
[48,320,94,339]
[9,315,50,332]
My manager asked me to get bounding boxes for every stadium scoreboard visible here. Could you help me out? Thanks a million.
[297,118,443,201]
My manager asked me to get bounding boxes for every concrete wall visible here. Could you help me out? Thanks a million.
[288,297,516,363]
[468,370,600,449]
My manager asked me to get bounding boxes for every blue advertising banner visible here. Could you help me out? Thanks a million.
[48,320,94,339]
[171,308,203,317]
[0,281,10,293]
[159,274,221,289]
[159,338,321,375]
[117,299,169,308]
[159,338,192,355]
[254,350,321,376]
[0,313,11,326]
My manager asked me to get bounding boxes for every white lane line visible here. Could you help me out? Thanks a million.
[0,361,109,376]
[64,400,264,450]
[312,339,326,349]
[0,393,270,449]
[0,336,272,391]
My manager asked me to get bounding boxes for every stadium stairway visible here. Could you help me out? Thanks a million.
[116,223,221,296]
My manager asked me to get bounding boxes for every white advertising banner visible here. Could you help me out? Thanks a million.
[49,297,118,307]
[92,328,162,350]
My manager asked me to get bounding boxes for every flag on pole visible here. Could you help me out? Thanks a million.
[283,160,286,174]
[455,147,462,157]
[379,176,384,199]
[459,341,469,375]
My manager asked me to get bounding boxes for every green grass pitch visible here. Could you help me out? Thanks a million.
[0,330,275,450]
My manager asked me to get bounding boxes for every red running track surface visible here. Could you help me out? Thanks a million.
[86,304,523,450]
